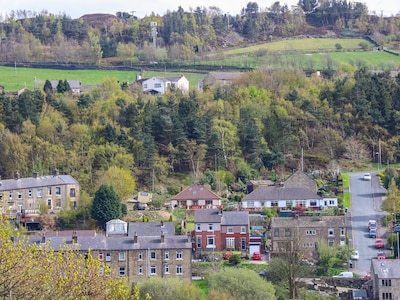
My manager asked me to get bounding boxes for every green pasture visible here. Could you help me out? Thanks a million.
[0,66,205,92]
[219,38,371,56]
[2,37,399,92]
[195,50,400,70]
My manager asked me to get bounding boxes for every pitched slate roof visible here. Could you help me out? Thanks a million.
[194,208,222,223]
[372,259,400,279]
[128,221,175,237]
[207,72,243,81]
[27,234,191,251]
[49,80,81,90]
[270,216,346,228]
[0,174,79,191]
[221,211,249,226]
[171,185,221,201]
[242,185,321,201]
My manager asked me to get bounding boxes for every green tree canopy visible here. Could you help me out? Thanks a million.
[138,277,202,300]
[206,268,276,300]
[90,184,121,227]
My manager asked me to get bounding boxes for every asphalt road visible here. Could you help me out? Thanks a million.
[349,172,387,275]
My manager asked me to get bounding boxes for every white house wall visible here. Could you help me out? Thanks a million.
[242,198,338,209]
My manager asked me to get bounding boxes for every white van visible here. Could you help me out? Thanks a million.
[333,272,353,278]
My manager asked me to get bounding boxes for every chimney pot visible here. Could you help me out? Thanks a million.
[72,230,78,243]
[134,232,138,243]
[161,231,165,243]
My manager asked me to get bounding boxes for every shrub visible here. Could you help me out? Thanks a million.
[229,253,241,265]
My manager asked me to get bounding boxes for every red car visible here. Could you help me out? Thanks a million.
[252,251,262,260]
[375,238,384,249]
[377,252,386,260]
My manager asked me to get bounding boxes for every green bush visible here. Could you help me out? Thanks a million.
[229,253,241,265]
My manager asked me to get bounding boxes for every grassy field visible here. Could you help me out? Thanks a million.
[1,38,399,92]
[220,38,370,56]
[0,66,206,92]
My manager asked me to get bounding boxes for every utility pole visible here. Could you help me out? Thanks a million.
[150,22,157,49]
[378,139,382,170]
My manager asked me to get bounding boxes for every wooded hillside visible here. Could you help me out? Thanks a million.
[1,1,400,65]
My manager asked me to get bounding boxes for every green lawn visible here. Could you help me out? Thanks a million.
[220,38,370,55]
[0,66,205,92]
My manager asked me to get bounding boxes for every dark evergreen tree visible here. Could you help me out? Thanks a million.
[43,80,53,95]
[90,184,121,227]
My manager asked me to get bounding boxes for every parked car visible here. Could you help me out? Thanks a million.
[134,202,146,210]
[368,220,377,231]
[394,225,400,233]
[333,271,353,278]
[369,228,377,238]
[375,238,384,248]
[299,259,314,266]
[377,251,386,260]
[350,250,360,260]
[252,251,262,260]
[363,173,372,181]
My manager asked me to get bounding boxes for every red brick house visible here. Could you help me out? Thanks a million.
[169,185,222,209]
[192,208,249,258]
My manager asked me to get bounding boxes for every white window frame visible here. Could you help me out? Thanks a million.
[176,265,183,275]
[138,251,143,260]
[207,235,215,248]
[328,228,334,236]
[208,224,213,231]
[119,252,126,261]
[150,265,157,275]
[164,250,170,260]
[138,265,143,275]
[227,226,233,234]
[37,189,42,198]
[55,187,61,196]
[241,226,246,234]
[106,253,111,262]
[196,223,201,231]
[150,251,156,260]
[226,237,235,249]
[164,264,169,274]
[176,250,182,260]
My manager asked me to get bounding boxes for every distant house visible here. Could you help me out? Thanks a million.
[242,183,338,211]
[169,185,222,209]
[370,259,400,300]
[138,75,189,94]
[49,80,81,95]
[0,170,80,229]
[198,72,243,90]
[270,216,347,259]
[27,220,192,284]
[192,208,249,256]
[284,170,317,192]
[128,191,152,205]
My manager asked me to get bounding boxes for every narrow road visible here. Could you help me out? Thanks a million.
[349,172,387,275]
